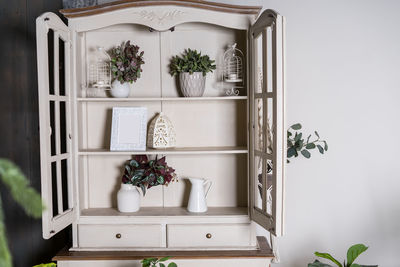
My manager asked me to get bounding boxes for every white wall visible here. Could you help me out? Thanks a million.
[229,0,400,266]
[99,0,400,265]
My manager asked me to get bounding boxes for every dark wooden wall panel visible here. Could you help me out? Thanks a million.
[0,0,70,266]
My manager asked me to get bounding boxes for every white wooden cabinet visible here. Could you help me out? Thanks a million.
[36,0,285,265]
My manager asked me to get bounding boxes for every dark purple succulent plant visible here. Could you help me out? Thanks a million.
[109,41,145,84]
[122,155,176,196]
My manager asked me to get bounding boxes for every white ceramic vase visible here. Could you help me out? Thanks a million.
[179,72,206,97]
[110,80,130,98]
[117,184,140,212]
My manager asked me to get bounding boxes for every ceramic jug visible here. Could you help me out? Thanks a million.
[187,177,212,213]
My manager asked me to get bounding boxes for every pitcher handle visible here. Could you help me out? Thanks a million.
[204,180,212,198]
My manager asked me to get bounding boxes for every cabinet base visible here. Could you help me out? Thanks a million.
[54,236,273,266]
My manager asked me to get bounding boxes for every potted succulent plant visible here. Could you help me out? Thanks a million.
[109,41,145,98]
[117,155,176,212]
[170,48,216,97]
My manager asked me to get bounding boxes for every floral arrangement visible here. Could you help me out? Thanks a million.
[169,48,216,76]
[109,41,145,84]
[122,155,177,195]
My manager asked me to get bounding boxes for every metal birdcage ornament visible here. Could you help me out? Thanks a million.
[88,46,111,97]
[223,43,244,96]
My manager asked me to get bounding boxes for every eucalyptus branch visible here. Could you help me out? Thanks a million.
[287,123,328,163]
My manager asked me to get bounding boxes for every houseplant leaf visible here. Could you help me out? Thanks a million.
[315,252,343,267]
[347,244,368,266]
[291,123,302,130]
[301,149,311,158]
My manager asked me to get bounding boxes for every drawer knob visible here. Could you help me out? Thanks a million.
[206,233,212,239]
[116,233,121,239]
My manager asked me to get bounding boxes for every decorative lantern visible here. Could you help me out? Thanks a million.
[88,46,111,97]
[222,43,244,96]
[147,112,176,149]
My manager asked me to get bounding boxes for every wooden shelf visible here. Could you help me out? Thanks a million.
[78,146,248,156]
[81,207,248,217]
[77,96,247,102]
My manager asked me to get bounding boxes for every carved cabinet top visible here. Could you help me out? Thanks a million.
[60,0,262,18]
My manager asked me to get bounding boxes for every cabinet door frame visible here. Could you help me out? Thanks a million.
[36,12,75,239]
[249,10,286,237]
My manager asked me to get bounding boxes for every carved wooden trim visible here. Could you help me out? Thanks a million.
[60,0,262,18]
[53,236,273,261]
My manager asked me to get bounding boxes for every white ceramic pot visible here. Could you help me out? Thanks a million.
[110,80,130,98]
[117,184,140,212]
[179,72,206,97]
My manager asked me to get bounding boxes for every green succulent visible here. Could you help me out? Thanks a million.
[169,48,216,76]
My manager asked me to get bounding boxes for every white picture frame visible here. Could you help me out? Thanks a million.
[110,107,147,151]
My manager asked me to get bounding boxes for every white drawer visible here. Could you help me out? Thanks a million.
[167,224,252,248]
[78,224,162,248]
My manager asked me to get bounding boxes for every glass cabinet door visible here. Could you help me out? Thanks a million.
[249,10,286,237]
[37,12,75,239]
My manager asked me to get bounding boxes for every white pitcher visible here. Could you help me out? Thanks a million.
[187,177,212,213]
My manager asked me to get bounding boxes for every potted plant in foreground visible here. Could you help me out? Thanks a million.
[117,155,177,212]
[109,41,145,98]
[308,243,377,267]
[170,48,216,97]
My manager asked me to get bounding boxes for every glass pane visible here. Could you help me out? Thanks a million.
[47,29,54,95]
[60,101,67,154]
[49,101,56,156]
[255,34,263,94]
[59,38,66,96]
[255,98,263,151]
[266,98,274,155]
[51,161,58,217]
[266,159,273,215]
[61,159,69,211]
[266,27,273,93]
[254,155,263,210]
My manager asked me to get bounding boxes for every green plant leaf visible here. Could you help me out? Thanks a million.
[301,149,311,159]
[287,147,297,158]
[140,184,146,196]
[167,263,178,267]
[307,134,311,143]
[308,260,334,267]
[315,252,343,267]
[347,244,368,266]
[159,263,166,267]
[294,132,302,142]
[291,123,302,130]
[0,159,43,218]
[324,141,328,151]
[33,264,57,267]
[159,257,170,262]
[317,145,324,154]
[315,131,320,138]
[306,143,316,149]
